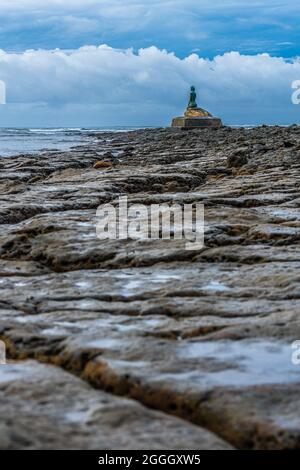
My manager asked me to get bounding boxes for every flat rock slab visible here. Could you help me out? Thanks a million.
[0,126,300,449]
[0,361,232,450]
[171,117,222,129]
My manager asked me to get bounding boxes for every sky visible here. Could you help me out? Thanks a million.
[0,0,300,126]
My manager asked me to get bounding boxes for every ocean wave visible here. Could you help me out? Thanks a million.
[29,128,83,134]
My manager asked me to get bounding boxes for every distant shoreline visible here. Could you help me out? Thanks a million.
[0,127,158,157]
[0,124,299,158]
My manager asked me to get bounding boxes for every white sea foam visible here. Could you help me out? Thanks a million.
[0,127,150,157]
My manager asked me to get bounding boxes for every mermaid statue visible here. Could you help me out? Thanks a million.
[187,86,198,109]
[171,85,222,128]
[185,86,211,117]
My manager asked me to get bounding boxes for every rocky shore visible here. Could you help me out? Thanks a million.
[0,125,300,450]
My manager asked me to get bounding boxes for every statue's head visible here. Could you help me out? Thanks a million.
[191,86,195,92]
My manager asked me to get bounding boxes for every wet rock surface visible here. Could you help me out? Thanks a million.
[0,126,300,449]
[0,361,231,450]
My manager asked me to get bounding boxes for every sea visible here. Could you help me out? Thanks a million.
[0,125,261,157]
[0,127,148,157]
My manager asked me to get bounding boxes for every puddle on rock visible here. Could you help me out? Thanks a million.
[116,271,183,297]
[201,281,231,292]
[175,340,300,388]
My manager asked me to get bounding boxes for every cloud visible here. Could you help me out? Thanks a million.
[0,45,300,126]
[0,1,300,57]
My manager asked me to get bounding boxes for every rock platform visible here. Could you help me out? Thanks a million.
[0,125,300,449]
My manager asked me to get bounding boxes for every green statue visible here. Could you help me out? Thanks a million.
[171,85,222,127]
[188,86,198,109]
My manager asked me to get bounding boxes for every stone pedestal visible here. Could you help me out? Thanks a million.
[171,86,222,129]
[172,116,222,129]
